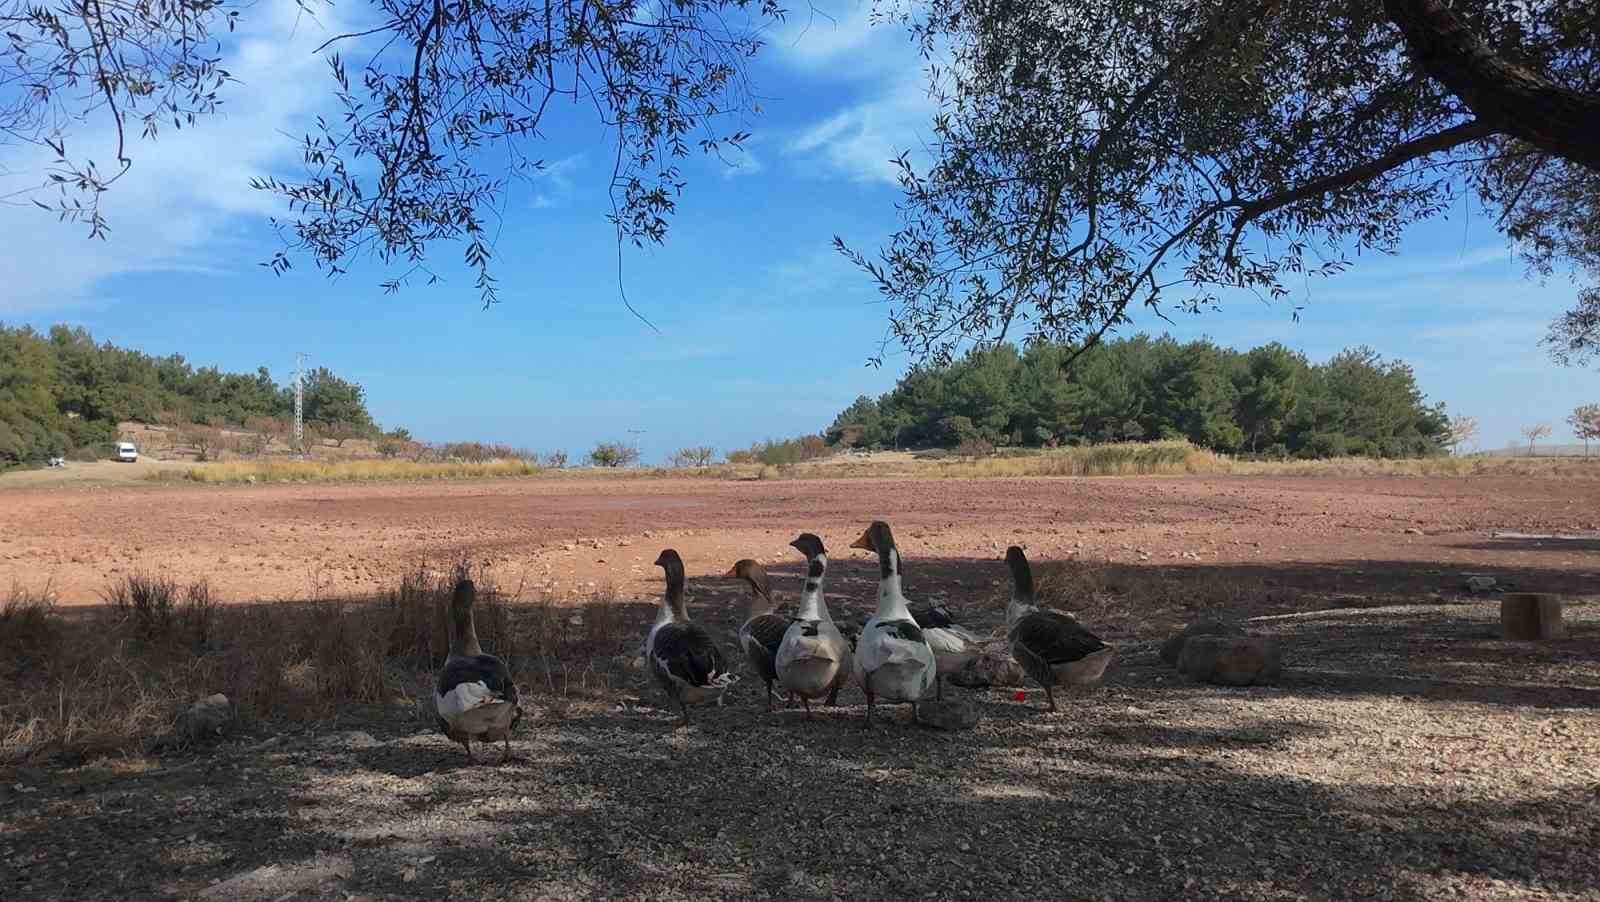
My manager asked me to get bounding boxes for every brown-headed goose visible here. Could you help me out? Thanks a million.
[774,533,852,716]
[1003,546,1114,711]
[848,521,937,725]
[725,558,793,711]
[646,549,739,724]
[434,578,522,762]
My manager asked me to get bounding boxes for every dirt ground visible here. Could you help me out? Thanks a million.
[3,474,1598,900]
[2,473,1599,605]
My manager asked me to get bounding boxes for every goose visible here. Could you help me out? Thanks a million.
[646,549,739,724]
[725,558,794,711]
[906,600,985,701]
[774,533,852,716]
[1003,546,1115,712]
[434,578,522,762]
[848,521,937,725]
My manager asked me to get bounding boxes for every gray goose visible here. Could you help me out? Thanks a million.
[646,549,739,724]
[1003,546,1114,712]
[434,578,522,762]
[725,558,794,711]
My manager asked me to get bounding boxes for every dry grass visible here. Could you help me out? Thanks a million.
[1025,556,1284,640]
[155,457,543,484]
[127,441,1600,487]
[1231,454,1600,478]
[0,566,648,765]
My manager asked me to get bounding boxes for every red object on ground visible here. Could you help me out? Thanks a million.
[1013,690,1027,702]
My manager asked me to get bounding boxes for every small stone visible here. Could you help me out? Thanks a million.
[917,699,980,731]
[1404,527,1424,535]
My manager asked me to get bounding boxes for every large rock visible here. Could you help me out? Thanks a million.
[916,699,980,731]
[1500,593,1565,640]
[1160,620,1246,666]
[177,693,233,741]
[1177,637,1282,686]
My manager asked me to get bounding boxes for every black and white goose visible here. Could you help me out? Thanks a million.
[848,521,937,725]
[774,533,852,716]
[434,578,522,762]
[725,558,793,711]
[1003,546,1114,712]
[906,600,985,701]
[646,549,739,724]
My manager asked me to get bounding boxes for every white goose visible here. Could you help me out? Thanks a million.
[434,578,522,762]
[848,521,937,725]
[645,549,739,724]
[774,533,851,717]
[1004,546,1114,712]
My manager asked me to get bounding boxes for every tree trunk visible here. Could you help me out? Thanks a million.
[1383,0,1600,171]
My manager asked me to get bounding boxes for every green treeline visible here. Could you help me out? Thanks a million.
[1,324,374,464]
[826,336,1450,459]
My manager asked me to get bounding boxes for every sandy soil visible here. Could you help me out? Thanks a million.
[2,474,1599,605]
[2,474,1598,900]
[3,601,1597,901]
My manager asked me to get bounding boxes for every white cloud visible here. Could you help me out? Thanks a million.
[0,3,374,314]
[775,1,938,185]
[718,144,764,179]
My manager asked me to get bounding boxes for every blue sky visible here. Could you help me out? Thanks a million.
[2,2,1596,461]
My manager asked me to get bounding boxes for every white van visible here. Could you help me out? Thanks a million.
[115,441,138,463]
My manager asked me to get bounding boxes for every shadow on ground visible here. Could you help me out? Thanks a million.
[4,551,1598,900]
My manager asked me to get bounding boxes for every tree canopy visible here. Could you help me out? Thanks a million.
[840,0,1600,367]
[0,323,376,464]
[825,336,1451,459]
[3,0,780,303]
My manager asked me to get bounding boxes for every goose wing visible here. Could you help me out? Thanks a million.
[1010,611,1107,664]
[652,622,732,688]
[745,612,790,658]
[435,653,519,721]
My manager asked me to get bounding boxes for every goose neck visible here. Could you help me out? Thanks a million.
[796,554,829,620]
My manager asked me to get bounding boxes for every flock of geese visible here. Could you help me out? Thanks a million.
[433,520,1114,761]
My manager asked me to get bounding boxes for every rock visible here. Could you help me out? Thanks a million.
[1177,637,1282,686]
[1462,575,1498,594]
[917,699,980,731]
[178,693,232,742]
[197,855,352,901]
[1500,593,1565,640]
[948,644,1026,688]
[1160,620,1245,666]
[1404,527,1424,535]
[318,730,379,749]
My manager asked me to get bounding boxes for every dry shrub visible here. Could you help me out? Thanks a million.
[1,565,657,764]
[1031,558,1279,639]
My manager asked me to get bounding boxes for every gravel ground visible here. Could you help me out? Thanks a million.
[4,598,1596,901]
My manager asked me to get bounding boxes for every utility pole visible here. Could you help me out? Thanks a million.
[627,428,645,466]
[293,352,308,457]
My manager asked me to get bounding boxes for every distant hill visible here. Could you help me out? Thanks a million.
[1475,443,1593,458]
[1,323,375,465]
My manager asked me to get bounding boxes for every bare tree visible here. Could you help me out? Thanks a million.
[1441,415,1480,456]
[1521,423,1553,456]
[1568,404,1600,458]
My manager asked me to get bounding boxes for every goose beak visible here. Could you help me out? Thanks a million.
[848,530,873,551]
